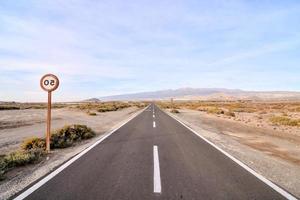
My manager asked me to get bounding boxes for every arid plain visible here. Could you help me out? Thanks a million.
[160,100,300,196]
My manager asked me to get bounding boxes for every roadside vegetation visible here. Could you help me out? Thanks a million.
[0,101,147,113]
[270,116,300,127]
[157,100,300,129]
[87,111,97,116]
[76,101,147,114]
[0,103,68,110]
[0,124,95,180]
[0,105,20,110]
[170,109,180,113]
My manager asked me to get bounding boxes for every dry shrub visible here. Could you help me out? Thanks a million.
[207,107,224,115]
[294,107,300,112]
[259,110,267,114]
[171,109,180,113]
[77,102,133,112]
[197,107,209,112]
[270,116,300,127]
[0,149,44,180]
[1,124,95,180]
[87,111,97,116]
[0,105,20,110]
[51,124,95,148]
[22,137,46,151]
[225,111,235,117]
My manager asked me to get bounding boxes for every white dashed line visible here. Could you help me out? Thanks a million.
[153,121,156,128]
[153,145,161,193]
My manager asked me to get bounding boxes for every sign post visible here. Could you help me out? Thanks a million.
[40,74,59,153]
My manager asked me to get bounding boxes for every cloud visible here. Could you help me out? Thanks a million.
[1,0,300,101]
[208,37,300,66]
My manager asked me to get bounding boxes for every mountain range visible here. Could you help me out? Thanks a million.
[84,88,300,101]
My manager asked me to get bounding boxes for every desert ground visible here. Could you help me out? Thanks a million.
[160,100,300,197]
[0,106,139,154]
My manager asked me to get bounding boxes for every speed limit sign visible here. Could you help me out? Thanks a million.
[40,74,59,92]
[40,74,59,153]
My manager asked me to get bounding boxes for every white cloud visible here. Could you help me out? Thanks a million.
[1,0,300,101]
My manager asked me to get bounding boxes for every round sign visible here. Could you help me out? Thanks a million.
[40,74,59,92]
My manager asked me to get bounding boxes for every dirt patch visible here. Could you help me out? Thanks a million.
[0,121,32,130]
[245,141,300,165]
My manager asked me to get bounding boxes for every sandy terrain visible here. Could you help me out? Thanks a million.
[0,107,141,199]
[159,101,300,135]
[219,107,300,136]
[0,107,139,154]
[167,108,300,198]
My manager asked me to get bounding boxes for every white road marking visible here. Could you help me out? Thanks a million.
[166,110,297,200]
[153,121,156,128]
[153,114,155,118]
[153,145,161,194]
[13,105,150,200]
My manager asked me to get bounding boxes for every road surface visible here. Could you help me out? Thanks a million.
[15,104,294,200]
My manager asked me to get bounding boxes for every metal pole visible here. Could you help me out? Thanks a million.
[46,91,52,153]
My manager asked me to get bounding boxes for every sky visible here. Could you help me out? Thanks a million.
[0,0,300,102]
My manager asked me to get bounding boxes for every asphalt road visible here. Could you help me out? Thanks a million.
[16,104,293,200]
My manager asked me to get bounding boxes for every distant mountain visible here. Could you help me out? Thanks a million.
[94,88,300,101]
[82,98,101,103]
